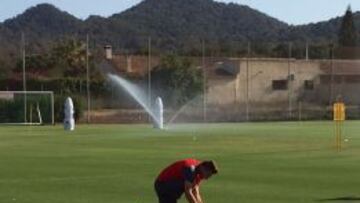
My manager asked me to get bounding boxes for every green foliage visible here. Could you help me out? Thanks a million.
[338,6,358,47]
[151,55,203,107]
[51,39,88,78]
[0,58,10,79]
[308,44,332,59]
[0,99,24,123]
[14,54,53,74]
[12,38,95,79]
[0,78,107,98]
[0,94,86,123]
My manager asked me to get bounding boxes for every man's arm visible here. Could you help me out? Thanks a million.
[184,181,198,203]
[192,184,204,203]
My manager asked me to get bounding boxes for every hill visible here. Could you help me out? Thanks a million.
[0,0,355,68]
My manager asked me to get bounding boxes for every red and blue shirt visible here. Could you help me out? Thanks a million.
[157,159,203,185]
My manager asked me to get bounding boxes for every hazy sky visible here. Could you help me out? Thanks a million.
[1,0,359,25]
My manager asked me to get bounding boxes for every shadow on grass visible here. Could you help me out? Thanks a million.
[316,196,360,202]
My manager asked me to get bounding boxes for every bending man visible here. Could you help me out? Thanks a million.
[154,159,218,203]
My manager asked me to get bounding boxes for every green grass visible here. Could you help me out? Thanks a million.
[0,121,360,203]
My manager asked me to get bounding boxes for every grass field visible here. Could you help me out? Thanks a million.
[0,121,360,203]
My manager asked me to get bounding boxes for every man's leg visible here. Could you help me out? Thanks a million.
[154,180,181,203]
[158,195,177,203]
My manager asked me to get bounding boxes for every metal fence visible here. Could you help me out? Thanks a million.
[2,35,360,123]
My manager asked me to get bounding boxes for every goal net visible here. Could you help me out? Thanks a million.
[0,91,54,125]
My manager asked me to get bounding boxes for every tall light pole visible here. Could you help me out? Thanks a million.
[86,34,90,123]
[329,43,335,105]
[202,40,207,122]
[148,37,152,114]
[246,42,251,122]
[305,40,309,61]
[22,32,27,123]
[288,42,293,119]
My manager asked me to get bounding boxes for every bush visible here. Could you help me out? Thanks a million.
[0,99,23,123]
[0,78,108,96]
[151,55,204,107]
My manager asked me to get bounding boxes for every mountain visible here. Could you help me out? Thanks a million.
[0,3,83,63]
[0,0,289,50]
[0,0,352,58]
[287,12,360,44]
[111,0,288,43]
[2,4,81,41]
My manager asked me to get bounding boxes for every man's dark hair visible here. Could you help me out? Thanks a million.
[200,160,218,174]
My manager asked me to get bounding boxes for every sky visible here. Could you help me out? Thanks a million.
[0,0,360,25]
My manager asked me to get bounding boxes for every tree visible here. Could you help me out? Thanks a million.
[0,58,10,79]
[14,54,53,76]
[338,6,358,47]
[51,39,87,77]
[151,55,204,107]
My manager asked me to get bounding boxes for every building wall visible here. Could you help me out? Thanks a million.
[205,58,360,120]
[207,59,323,105]
[317,60,360,104]
[110,55,160,76]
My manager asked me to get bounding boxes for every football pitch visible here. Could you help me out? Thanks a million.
[0,121,360,203]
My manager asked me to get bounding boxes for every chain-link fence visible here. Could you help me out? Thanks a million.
[2,35,360,123]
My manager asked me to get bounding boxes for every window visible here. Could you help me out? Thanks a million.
[272,80,288,90]
[215,61,239,76]
[304,80,314,90]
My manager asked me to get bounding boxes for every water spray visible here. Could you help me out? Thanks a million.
[107,73,164,129]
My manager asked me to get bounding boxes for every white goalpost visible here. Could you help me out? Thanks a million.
[0,91,55,125]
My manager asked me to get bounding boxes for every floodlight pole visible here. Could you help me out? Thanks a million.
[51,92,55,125]
[305,41,309,61]
[288,42,293,120]
[202,40,207,122]
[329,43,335,105]
[148,37,152,114]
[86,34,91,123]
[246,42,251,122]
[22,32,27,123]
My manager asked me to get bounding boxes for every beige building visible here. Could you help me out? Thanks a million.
[207,58,360,120]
